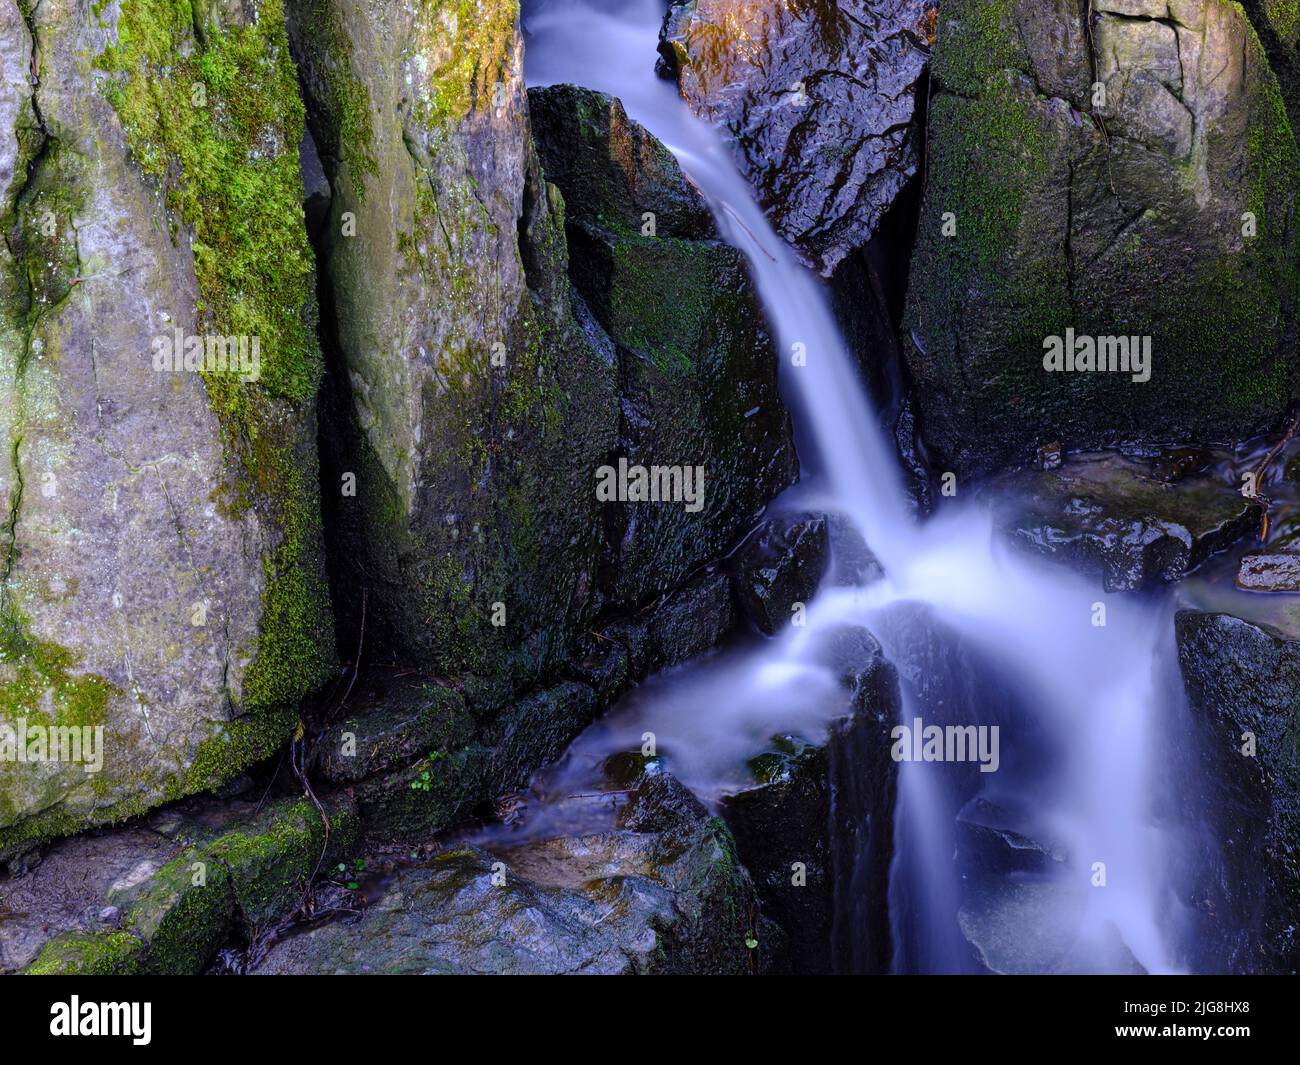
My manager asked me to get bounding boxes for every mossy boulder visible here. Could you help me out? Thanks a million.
[529,85,798,609]
[657,0,931,276]
[288,0,619,690]
[313,672,472,785]
[9,794,358,974]
[1244,0,1300,136]
[317,674,595,842]
[905,0,1300,474]
[0,0,335,850]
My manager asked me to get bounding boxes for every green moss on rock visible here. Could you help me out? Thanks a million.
[25,930,143,975]
[904,0,1300,473]
[93,0,336,715]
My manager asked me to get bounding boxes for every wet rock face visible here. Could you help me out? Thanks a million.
[722,626,901,973]
[991,450,1256,591]
[0,0,335,849]
[954,797,1144,975]
[905,0,1300,475]
[527,83,716,241]
[252,765,768,975]
[313,672,598,843]
[1237,551,1300,591]
[658,0,932,276]
[1175,610,1300,973]
[528,85,798,608]
[730,512,829,635]
[290,0,619,689]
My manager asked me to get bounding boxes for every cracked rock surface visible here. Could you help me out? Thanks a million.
[658,0,932,277]
[903,0,1300,475]
[0,0,333,848]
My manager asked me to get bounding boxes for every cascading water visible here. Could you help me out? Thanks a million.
[522,0,1200,974]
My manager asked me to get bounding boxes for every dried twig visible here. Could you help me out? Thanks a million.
[1250,407,1300,542]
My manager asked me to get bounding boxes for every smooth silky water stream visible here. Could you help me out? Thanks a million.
[515,0,1204,974]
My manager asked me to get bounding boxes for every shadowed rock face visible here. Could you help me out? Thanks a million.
[0,0,335,850]
[905,0,1300,475]
[528,84,798,608]
[1242,0,1300,138]
[1175,610,1300,973]
[658,0,932,277]
[729,512,829,635]
[290,0,619,693]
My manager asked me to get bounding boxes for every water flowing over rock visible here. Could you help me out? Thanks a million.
[990,450,1256,591]
[0,0,335,851]
[722,625,900,973]
[955,797,1144,975]
[657,0,932,276]
[905,0,1300,474]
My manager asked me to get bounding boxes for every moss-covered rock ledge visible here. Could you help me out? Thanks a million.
[4,795,357,974]
[0,0,335,851]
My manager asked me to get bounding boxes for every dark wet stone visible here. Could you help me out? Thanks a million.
[1237,551,1300,592]
[659,0,930,276]
[642,572,737,673]
[314,672,471,785]
[252,769,768,975]
[993,451,1255,591]
[1151,446,1214,483]
[349,681,597,843]
[731,513,830,634]
[489,682,601,795]
[528,84,716,240]
[721,625,901,973]
[568,636,632,705]
[1175,610,1300,972]
[955,797,1066,878]
[825,514,886,587]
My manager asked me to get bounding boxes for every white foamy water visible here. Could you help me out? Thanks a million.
[523,0,1188,974]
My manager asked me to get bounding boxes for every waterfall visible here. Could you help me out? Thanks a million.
[524,0,1189,974]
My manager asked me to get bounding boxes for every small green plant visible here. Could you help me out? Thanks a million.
[337,857,365,890]
[408,751,445,792]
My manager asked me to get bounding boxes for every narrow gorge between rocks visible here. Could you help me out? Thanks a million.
[0,0,1297,986]
[512,0,1194,976]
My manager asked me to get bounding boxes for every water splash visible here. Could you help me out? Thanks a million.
[523,0,1186,973]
